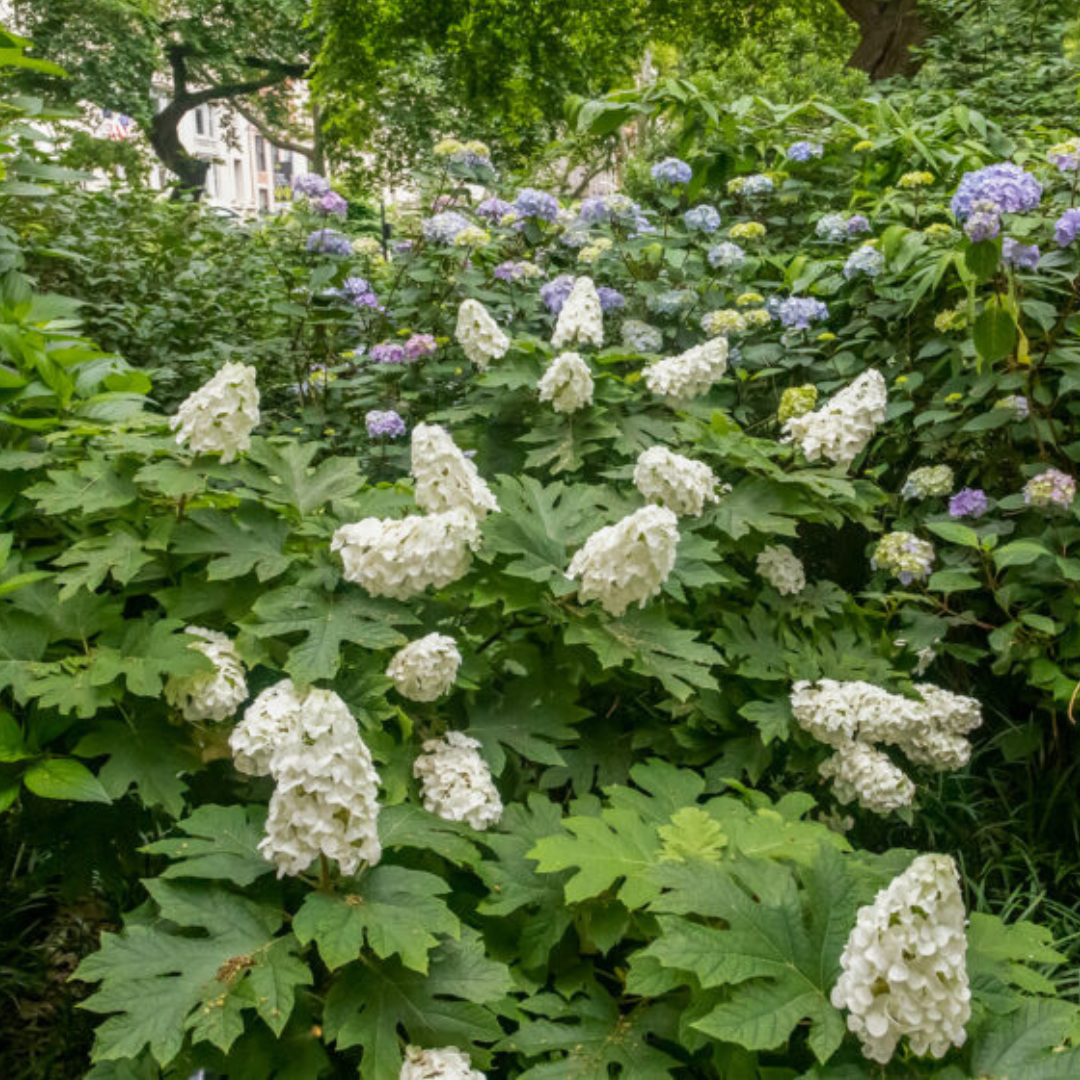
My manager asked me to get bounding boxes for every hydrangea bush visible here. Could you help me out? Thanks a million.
[5,34,1080,1078]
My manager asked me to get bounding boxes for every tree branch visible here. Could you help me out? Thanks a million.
[230,99,315,159]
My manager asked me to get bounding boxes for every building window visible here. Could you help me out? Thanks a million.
[233,160,244,199]
[194,107,205,136]
[255,135,266,171]
[258,188,270,211]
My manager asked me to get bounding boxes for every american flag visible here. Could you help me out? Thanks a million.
[99,110,134,142]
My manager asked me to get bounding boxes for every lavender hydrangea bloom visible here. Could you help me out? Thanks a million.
[1024,468,1076,510]
[846,214,871,236]
[684,205,721,233]
[477,196,514,222]
[770,296,829,329]
[365,410,407,438]
[493,260,533,282]
[370,342,407,365]
[1002,238,1040,271]
[293,173,331,198]
[707,241,746,270]
[404,333,437,360]
[950,163,1042,219]
[844,245,886,279]
[649,290,691,315]
[1048,139,1080,173]
[651,157,692,185]
[337,277,381,309]
[315,191,348,216]
[786,141,823,162]
[964,201,1001,242]
[306,229,353,256]
[540,275,575,314]
[949,488,988,518]
[393,239,414,254]
[423,211,471,244]
[513,188,560,222]
[1055,208,1080,247]
[597,286,625,311]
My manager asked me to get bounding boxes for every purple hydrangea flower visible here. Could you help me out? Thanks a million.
[315,191,348,216]
[404,333,437,360]
[964,201,1001,242]
[493,260,528,282]
[306,229,353,256]
[1002,238,1040,271]
[422,211,471,244]
[292,173,331,198]
[651,157,692,185]
[597,286,625,311]
[949,488,988,518]
[1049,141,1080,173]
[769,295,829,329]
[393,239,414,254]
[846,214,871,236]
[540,275,575,314]
[477,196,514,222]
[513,188,560,222]
[337,276,382,310]
[1024,468,1076,510]
[707,241,746,269]
[370,342,407,365]
[365,409,407,438]
[684,205,721,233]
[951,162,1042,219]
[1055,208,1080,247]
[786,141,823,162]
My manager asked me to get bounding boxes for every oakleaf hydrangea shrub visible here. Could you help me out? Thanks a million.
[6,42,1080,1076]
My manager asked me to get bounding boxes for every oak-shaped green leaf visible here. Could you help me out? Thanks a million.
[142,804,271,886]
[293,866,459,972]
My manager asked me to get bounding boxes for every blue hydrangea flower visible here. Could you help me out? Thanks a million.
[786,141,823,162]
[476,196,514,222]
[423,211,471,244]
[292,173,331,198]
[732,174,774,197]
[370,342,407,364]
[684,205,721,233]
[769,295,829,329]
[540,275,575,314]
[949,488,988,519]
[815,214,849,243]
[846,214,872,236]
[336,276,382,310]
[315,191,348,216]
[648,290,692,315]
[365,410,407,438]
[306,229,353,256]
[843,245,886,279]
[597,286,625,311]
[513,187,560,222]
[1055,208,1080,247]
[707,241,746,270]
[963,200,1002,242]
[950,163,1042,219]
[1002,238,1040,271]
[651,157,692,185]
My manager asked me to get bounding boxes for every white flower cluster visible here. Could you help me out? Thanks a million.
[819,742,915,814]
[410,423,499,520]
[169,361,260,463]
[633,446,719,517]
[386,633,462,702]
[790,678,982,815]
[643,337,729,404]
[902,465,954,500]
[332,509,482,599]
[413,732,503,831]
[567,505,679,616]
[456,299,509,369]
[400,1045,486,1079]
[164,627,247,722]
[552,276,604,349]
[230,681,382,876]
[832,854,971,1064]
[756,545,806,595]
[537,351,594,413]
[782,369,887,469]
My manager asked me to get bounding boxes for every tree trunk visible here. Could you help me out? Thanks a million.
[150,103,211,199]
[837,0,930,80]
